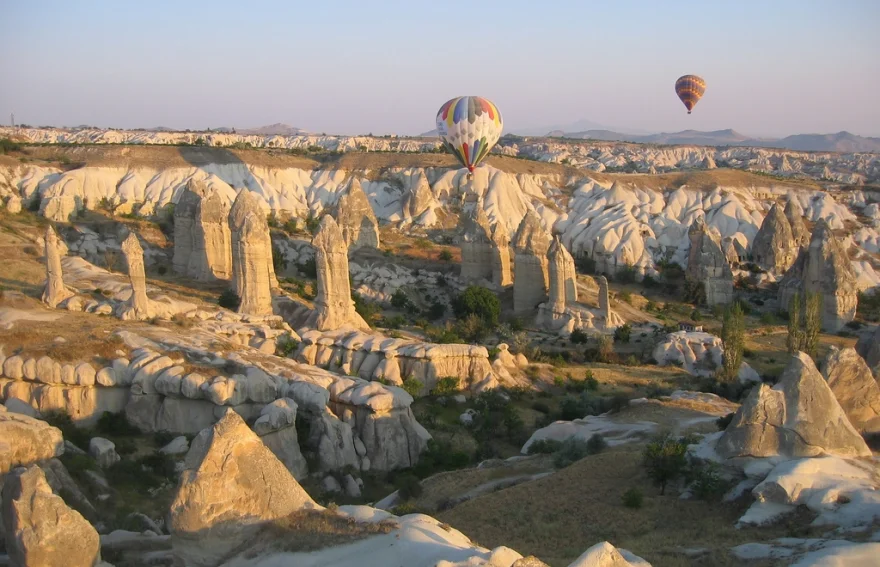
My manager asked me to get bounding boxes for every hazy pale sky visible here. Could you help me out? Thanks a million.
[2,0,879,137]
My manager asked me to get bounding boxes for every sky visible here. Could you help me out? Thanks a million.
[2,0,879,138]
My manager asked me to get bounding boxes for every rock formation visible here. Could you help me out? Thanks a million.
[856,325,880,370]
[567,541,651,567]
[821,347,880,436]
[701,156,717,170]
[309,216,369,331]
[777,220,859,332]
[751,203,798,272]
[490,221,513,287]
[41,225,74,308]
[401,172,439,224]
[173,179,232,281]
[229,190,274,316]
[513,211,551,314]
[459,204,494,283]
[537,237,588,334]
[2,465,101,567]
[685,218,734,306]
[0,409,64,474]
[785,198,810,249]
[170,410,320,566]
[717,352,871,459]
[546,237,569,315]
[120,232,152,320]
[335,178,379,250]
[6,195,22,214]
[597,276,623,329]
[253,398,309,479]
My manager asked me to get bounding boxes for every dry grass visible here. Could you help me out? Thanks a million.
[743,328,857,377]
[243,509,397,557]
[437,445,823,567]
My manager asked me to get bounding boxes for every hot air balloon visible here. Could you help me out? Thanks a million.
[675,75,706,114]
[436,96,503,179]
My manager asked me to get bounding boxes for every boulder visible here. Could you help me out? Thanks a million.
[856,325,880,370]
[169,409,319,566]
[335,178,379,250]
[88,437,120,469]
[0,411,64,475]
[1,465,101,567]
[751,203,798,272]
[567,541,651,567]
[717,352,871,459]
[822,347,880,436]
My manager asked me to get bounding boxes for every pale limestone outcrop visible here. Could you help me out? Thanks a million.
[400,171,439,224]
[253,398,308,479]
[173,179,232,281]
[41,225,75,308]
[856,325,880,370]
[459,204,494,283]
[597,276,623,329]
[536,237,589,334]
[751,203,798,272]
[491,221,513,287]
[0,410,64,474]
[513,211,551,314]
[778,220,859,332]
[169,410,320,567]
[6,195,22,214]
[785,198,810,249]
[821,347,880,436]
[308,215,369,331]
[335,178,379,250]
[2,465,101,567]
[717,352,871,459]
[119,232,152,320]
[685,218,734,306]
[229,190,275,316]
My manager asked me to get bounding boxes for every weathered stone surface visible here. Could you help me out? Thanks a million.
[0,411,63,474]
[1,465,101,567]
[856,325,880,370]
[401,171,439,223]
[778,220,859,332]
[459,204,494,283]
[686,218,734,306]
[547,237,570,313]
[309,215,369,331]
[119,232,153,320]
[259,425,308,480]
[41,225,75,308]
[822,347,880,436]
[335,178,379,250]
[513,211,551,314]
[717,352,871,459]
[490,221,513,287]
[229,190,275,316]
[785,198,810,249]
[173,179,232,281]
[567,541,649,567]
[6,195,22,214]
[88,437,120,469]
[597,276,623,329]
[751,203,798,272]
[2,382,129,428]
[169,410,319,567]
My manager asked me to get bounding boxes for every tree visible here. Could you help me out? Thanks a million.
[614,324,632,344]
[452,286,501,327]
[787,292,804,354]
[720,302,744,382]
[803,292,822,359]
[643,434,688,495]
[597,335,615,363]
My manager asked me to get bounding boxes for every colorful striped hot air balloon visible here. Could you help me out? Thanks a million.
[436,96,503,178]
[675,75,706,114]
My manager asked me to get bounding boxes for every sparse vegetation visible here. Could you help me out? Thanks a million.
[622,487,644,509]
[218,289,241,310]
[642,434,688,495]
[719,303,744,382]
[452,286,501,327]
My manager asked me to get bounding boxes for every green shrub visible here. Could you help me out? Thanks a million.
[0,138,23,154]
[395,474,424,501]
[298,257,317,278]
[622,487,644,509]
[95,411,140,436]
[153,431,176,448]
[687,460,728,501]
[452,286,501,326]
[619,291,632,305]
[391,289,412,309]
[526,439,563,455]
[615,264,637,284]
[439,250,453,262]
[553,434,606,468]
[432,377,460,396]
[614,324,632,343]
[531,401,551,414]
[554,376,565,388]
[43,411,92,450]
[569,328,589,344]
[643,434,688,495]
[585,376,599,391]
[276,336,300,357]
[428,301,446,320]
[402,377,424,398]
[716,412,735,431]
[353,293,380,322]
[412,439,471,478]
[218,289,241,310]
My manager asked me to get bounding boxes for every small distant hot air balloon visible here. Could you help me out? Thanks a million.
[675,75,706,114]
[436,96,503,179]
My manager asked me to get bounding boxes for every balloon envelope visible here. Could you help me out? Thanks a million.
[436,96,503,173]
[675,75,706,114]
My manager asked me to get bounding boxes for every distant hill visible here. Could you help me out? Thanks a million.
[511,119,648,137]
[559,128,880,152]
[238,123,307,136]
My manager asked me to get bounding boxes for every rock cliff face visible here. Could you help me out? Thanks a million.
[118,232,153,320]
[821,347,880,436]
[0,409,64,474]
[751,203,798,272]
[170,410,320,567]
[308,215,370,331]
[785,198,810,249]
[778,220,859,332]
[685,218,734,306]
[172,179,232,281]
[2,465,101,567]
[856,325,880,370]
[513,211,551,314]
[717,352,870,459]
[229,190,275,316]
[401,171,440,225]
[336,178,380,250]
[536,237,590,334]
[459,204,495,283]
[491,222,513,287]
[41,226,75,309]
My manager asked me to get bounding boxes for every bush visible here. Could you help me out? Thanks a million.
[457,313,488,343]
[390,289,411,309]
[531,401,551,414]
[218,289,241,310]
[622,487,644,509]
[690,309,702,321]
[452,286,501,326]
[526,439,563,455]
[43,411,92,450]
[615,264,638,284]
[395,474,424,501]
[412,439,471,478]
[438,250,453,262]
[715,412,735,431]
[643,434,688,495]
[597,335,615,363]
[402,377,424,398]
[642,274,658,288]
[432,377,460,396]
[687,460,728,501]
[0,138,23,154]
[428,301,446,320]
[353,293,381,322]
[614,324,632,344]
[276,336,299,357]
[95,411,140,437]
[569,328,589,344]
[576,255,596,274]
[553,434,606,468]
[298,257,317,278]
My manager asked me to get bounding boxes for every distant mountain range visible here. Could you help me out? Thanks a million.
[238,123,307,136]
[557,128,880,153]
